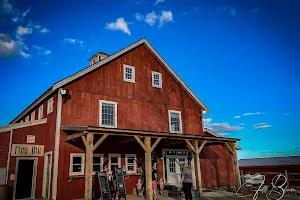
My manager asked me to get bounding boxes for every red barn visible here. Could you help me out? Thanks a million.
[0,38,241,200]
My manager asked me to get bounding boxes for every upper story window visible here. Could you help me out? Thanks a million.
[125,154,137,174]
[69,153,85,176]
[168,110,183,133]
[38,105,43,119]
[108,154,121,173]
[99,100,118,128]
[123,64,135,83]
[30,111,35,121]
[47,97,53,114]
[152,71,162,88]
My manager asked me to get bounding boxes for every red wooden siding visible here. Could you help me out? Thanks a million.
[0,131,10,168]
[61,44,203,135]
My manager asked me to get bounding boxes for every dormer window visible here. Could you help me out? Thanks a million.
[152,71,162,88]
[123,65,135,83]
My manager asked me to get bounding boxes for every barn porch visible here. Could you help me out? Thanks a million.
[62,125,241,200]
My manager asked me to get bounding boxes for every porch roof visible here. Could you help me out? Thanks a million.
[61,125,240,143]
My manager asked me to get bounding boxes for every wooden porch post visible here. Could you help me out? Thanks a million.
[85,132,94,200]
[134,136,161,200]
[230,142,240,189]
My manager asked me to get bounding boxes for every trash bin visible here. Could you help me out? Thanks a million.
[0,184,8,200]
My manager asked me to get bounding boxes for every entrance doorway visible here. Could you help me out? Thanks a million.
[166,156,188,186]
[43,152,52,198]
[14,158,37,200]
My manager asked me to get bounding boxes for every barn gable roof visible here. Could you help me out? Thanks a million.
[10,38,208,124]
[238,156,300,167]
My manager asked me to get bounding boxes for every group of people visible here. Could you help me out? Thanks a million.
[136,163,193,200]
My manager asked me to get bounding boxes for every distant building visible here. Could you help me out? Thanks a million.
[239,156,300,186]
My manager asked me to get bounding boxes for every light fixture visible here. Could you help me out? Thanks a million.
[202,110,207,115]
[60,88,70,103]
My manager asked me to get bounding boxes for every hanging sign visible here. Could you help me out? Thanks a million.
[11,144,44,156]
[98,171,110,200]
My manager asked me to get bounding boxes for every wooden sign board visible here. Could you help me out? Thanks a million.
[99,171,110,200]
[115,168,126,199]
[11,144,44,156]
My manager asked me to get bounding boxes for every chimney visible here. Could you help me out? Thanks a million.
[88,52,110,65]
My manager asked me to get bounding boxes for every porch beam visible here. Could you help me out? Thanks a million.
[144,137,153,200]
[85,132,94,200]
[230,142,240,189]
[81,136,87,148]
[150,137,162,152]
[185,139,196,153]
[224,142,234,155]
[66,131,87,141]
[198,140,207,154]
[134,135,148,152]
[93,134,108,151]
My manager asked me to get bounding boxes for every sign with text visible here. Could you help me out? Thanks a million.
[99,171,110,200]
[11,144,44,156]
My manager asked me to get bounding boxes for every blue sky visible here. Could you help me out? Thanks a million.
[0,0,299,159]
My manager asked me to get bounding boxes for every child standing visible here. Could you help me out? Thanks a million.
[136,179,143,197]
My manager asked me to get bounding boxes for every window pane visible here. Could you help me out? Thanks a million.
[111,157,118,163]
[127,166,134,172]
[170,112,180,131]
[93,157,100,164]
[102,103,115,126]
[73,164,82,172]
[127,157,134,164]
[93,165,101,172]
[73,156,82,164]
[110,164,118,172]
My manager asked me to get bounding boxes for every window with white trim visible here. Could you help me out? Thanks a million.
[123,64,135,83]
[47,97,53,114]
[25,116,29,122]
[152,71,162,88]
[31,111,35,121]
[93,154,103,174]
[168,110,183,133]
[125,154,136,174]
[38,105,43,119]
[99,100,117,128]
[69,153,85,176]
[108,154,121,172]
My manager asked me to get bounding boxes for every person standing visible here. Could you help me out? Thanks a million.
[152,164,158,200]
[180,163,193,200]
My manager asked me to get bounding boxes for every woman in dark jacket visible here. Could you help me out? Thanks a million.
[180,163,193,200]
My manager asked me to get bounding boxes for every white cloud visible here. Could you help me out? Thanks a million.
[11,7,31,23]
[16,25,32,36]
[105,18,131,35]
[0,33,20,59]
[2,0,14,13]
[204,117,243,133]
[234,115,241,119]
[216,6,236,16]
[159,10,173,27]
[254,123,272,130]
[63,38,86,49]
[64,38,77,44]
[145,11,158,26]
[34,25,41,29]
[40,28,50,33]
[32,45,51,55]
[19,49,31,58]
[243,112,262,116]
[282,112,291,116]
[22,7,31,18]
[208,122,243,133]
[135,13,143,21]
[154,0,166,5]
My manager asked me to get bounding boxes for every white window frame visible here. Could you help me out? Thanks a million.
[47,97,53,114]
[123,64,135,83]
[108,154,121,173]
[31,111,35,121]
[25,116,29,122]
[152,71,162,88]
[38,105,44,119]
[93,154,104,175]
[125,154,137,174]
[168,110,183,133]
[99,100,118,128]
[69,153,85,176]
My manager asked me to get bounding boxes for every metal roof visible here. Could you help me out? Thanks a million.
[238,156,300,167]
